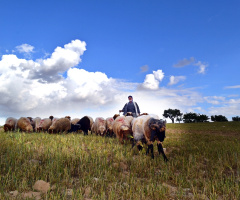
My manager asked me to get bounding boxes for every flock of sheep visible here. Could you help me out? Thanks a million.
[3,112,168,161]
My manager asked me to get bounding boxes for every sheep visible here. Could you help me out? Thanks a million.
[48,117,71,134]
[76,116,91,135]
[86,116,94,132]
[132,114,168,161]
[112,116,134,144]
[33,117,41,132]
[4,117,18,132]
[71,118,80,125]
[68,123,81,133]
[92,117,107,136]
[38,116,54,132]
[17,117,33,132]
[106,117,114,137]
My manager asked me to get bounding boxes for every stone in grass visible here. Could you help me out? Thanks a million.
[22,191,42,200]
[9,190,18,197]
[67,189,73,196]
[33,180,50,193]
[84,187,91,197]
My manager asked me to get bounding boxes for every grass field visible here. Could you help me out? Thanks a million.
[0,122,239,199]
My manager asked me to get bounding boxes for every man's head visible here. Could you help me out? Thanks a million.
[128,95,133,102]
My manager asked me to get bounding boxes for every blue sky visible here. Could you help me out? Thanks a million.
[0,0,240,124]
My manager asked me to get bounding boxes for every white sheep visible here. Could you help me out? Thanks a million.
[92,117,107,136]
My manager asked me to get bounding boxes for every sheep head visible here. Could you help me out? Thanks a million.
[148,118,166,142]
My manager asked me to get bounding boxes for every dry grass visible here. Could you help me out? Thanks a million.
[0,122,239,199]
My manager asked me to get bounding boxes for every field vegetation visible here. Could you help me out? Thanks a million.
[0,122,240,199]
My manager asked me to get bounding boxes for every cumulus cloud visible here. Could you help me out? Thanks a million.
[139,70,164,90]
[0,39,239,125]
[173,57,195,67]
[16,44,34,53]
[140,65,149,72]
[168,76,186,85]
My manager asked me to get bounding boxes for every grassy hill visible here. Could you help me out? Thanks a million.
[0,122,239,199]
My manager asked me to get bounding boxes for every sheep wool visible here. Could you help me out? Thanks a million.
[113,116,134,144]
[4,117,18,132]
[17,117,33,132]
[48,118,71,134]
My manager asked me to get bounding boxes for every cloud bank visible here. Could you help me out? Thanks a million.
[0,40,239,125]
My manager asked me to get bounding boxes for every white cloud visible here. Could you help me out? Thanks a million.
[173,57,195,67]
[194,61,208,74]
[204,96,226,105]
[224,85,240,89]
[0,40,239,125]
[16,44,34,53]
[140,70,164,90]
[168,76,186,85]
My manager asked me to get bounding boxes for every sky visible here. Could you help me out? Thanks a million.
[0,0,240,125]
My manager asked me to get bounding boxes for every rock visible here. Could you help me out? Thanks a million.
[9,190,18,197]
[33,180,50,193]
[22,191,41,200]
[84,187,91,197]
[67,189,73,196]
[93,177,99,182]
[162,182,178,193]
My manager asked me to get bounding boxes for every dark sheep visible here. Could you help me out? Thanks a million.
[68,124,81,133]
[76,116,90,135]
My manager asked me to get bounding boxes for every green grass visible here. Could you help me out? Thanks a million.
[0,122,240,199]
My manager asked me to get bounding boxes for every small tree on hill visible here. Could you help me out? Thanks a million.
[183,112,198,123]
[211,115,228,122]
[163,108,182,123]
[232,116,240,121]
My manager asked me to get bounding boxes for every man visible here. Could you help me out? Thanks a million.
[120,95,140,117]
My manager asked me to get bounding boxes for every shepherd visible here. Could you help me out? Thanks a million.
[120,95,141,118]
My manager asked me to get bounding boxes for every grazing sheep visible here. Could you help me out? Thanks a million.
[17,117,33,132]
[71,118,80,125]
[92,117,107,136]
[38,116,54,132]
[106,117,114,137]
[48,117,71,134]
[76,116,91,135]
[113,116,134,144]
[33,117,41,132]
[68,124,81,133]
[4,117,18,132]
[132,114,168,161]
[86,116,94,132]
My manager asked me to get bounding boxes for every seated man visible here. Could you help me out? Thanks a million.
[120,95,140,117]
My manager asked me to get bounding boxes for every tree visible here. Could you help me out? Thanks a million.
[163,108,182,123]
[211,115,228,122]
[232,116,240,121]
[183,112,198,123]
[183,113,209,123]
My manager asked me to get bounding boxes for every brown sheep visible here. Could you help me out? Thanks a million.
[48,117,71,134]
[17,117,33,132]
[92,117,106,136]
[4,117,18,132]
[112,116,134,144]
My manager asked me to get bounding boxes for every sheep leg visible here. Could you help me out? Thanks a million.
[146,144,154,159]
[157,142,168,162]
